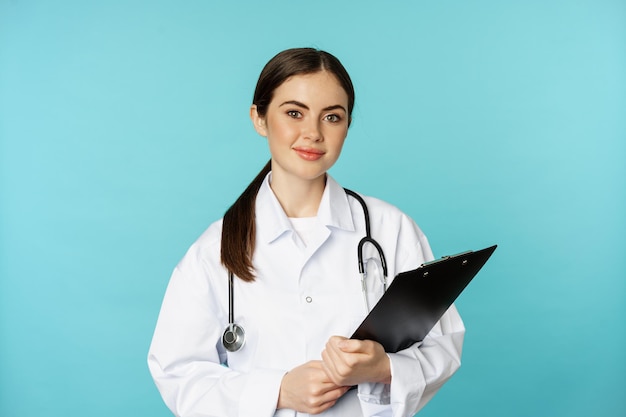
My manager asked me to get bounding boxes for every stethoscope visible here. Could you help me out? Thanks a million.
[222,188,388,352]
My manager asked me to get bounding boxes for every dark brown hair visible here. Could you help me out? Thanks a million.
[220,48,355,282]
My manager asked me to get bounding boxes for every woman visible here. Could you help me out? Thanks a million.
[148,48,465,416]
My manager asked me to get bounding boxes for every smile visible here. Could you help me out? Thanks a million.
[293,147,325,161]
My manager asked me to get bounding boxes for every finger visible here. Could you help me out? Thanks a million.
[322,351,353,386]
[317,385,350,410]
[328,335,371,355]
[322,348,361,386]
[301,375,348,413]
[323,343,352,372]
[336,339,367,353]
[327,335,348,345]
[325,337,355,361]
[305,361,341,391]
[309,359,342,382]
[321,348,340,381]
[310,387,348,414]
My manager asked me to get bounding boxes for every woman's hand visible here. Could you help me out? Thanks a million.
[277,360,350,414]
[321,336,392,386]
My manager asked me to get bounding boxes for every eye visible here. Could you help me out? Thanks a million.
[324,114,342,123]
[286,110,302,119]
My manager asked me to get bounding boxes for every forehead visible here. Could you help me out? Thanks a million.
[271,71,349,106]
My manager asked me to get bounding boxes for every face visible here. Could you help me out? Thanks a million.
[251,71,350,186]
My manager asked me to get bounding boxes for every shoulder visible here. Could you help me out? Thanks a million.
[349,190,434,266]
[196,218,224,247]
[361,194,404,215]
[329,176,418,231]
[364,194,427,242]
[176,218,224,269]
[355,192,417,228]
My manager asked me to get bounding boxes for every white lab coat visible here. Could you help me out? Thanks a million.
[148,174,465,417]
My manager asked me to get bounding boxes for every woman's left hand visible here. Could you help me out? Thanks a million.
[321,336,391,386]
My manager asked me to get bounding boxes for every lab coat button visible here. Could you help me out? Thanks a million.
[305,296,313,303]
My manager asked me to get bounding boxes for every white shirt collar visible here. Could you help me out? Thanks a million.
[255,173,356,244]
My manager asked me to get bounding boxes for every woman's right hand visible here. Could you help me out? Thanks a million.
[277,360,350,414]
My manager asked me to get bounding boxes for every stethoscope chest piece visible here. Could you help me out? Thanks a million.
[223,271,245,352]
[222,323,245,352]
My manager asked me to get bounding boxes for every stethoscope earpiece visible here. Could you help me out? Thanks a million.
[222,323,245,352]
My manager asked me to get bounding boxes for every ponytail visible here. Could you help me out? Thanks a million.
[220,160,271,282]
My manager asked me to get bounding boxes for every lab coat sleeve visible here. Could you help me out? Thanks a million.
[147,242,285,417]
[387,305,464,415]
[358,214,465,417]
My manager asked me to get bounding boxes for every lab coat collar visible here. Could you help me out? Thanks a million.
[255,173,356,244]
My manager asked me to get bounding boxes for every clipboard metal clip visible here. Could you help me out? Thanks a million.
[421,250,474,268]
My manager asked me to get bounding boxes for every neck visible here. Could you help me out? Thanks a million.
[269,173,326,218]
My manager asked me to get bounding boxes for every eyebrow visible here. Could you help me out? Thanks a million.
[279,100,347,113]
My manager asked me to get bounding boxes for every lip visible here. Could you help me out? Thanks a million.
[293,147,325,161]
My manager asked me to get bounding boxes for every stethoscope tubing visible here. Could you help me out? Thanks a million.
[344,188,388,278]
[223,271,245,352]
[223,189,388,352]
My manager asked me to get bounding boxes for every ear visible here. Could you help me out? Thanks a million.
[250,105,268,137]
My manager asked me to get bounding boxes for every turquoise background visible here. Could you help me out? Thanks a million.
[1,1,624,416]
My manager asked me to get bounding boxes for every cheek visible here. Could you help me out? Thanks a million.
[266,121,297,145]
[328,131,348,154]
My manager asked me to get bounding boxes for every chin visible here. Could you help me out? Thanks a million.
[294,169,328,182]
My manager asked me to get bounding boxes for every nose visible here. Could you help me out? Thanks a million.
[303,119,323,142]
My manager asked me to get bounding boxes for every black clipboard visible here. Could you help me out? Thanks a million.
[351,244,497,352]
